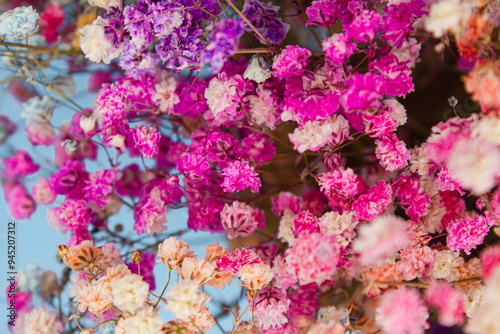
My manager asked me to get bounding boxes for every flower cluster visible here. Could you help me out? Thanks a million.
[3,0,500,333]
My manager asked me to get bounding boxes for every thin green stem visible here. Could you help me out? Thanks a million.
[154,267,172,308]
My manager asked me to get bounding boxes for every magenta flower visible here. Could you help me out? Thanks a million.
[133,125,160,159]
[221,160,261,193]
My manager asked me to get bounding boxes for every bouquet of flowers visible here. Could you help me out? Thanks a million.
[2,0,500,333]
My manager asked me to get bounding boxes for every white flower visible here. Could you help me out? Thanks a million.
[21,96,53,125]
[204,75,239,117]
[288,115,350,153]
[318,211,358,246]
[447,136,500,195]
[165,280,209,321]
[425,0,472,38]
[0,6,39,41]
[79,17,123,64]
[244,56,272,83]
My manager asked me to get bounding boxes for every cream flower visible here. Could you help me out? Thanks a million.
[115,307,163,334]
[88,0,122,9]
[165,280,210,321]
[425,0,472,38]
[432,250,464,281]
[277,209,298,245]
[111,274,150,314]
[79,16,123,64]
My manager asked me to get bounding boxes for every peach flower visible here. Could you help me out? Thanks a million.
[181,257,216,287]
[157,237,195,270]
[238,263,273,291]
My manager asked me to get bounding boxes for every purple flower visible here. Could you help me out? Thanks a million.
[123,0,155,46]
[241,0,290,44]
[200,18,244,73]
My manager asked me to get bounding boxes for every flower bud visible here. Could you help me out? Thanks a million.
[132,251,142,264]
[79,116,96,134]
[58,244,69,257]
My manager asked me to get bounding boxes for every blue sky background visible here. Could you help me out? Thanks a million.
[0,62,243,333]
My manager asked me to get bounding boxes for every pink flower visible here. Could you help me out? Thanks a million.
[272,45,311,79]
[436,166,465,195]
[88,71,113,92]
[2,150,40,178]
[480,244,500,281]
[32,177,56,205]
[376,288,429,334]
[133,125,160,159]
[176,153,212,185]
[318,167,364,199]
[285,232,340,285]
[4,181,36,220]
[271,192,302,217]
[204,72,244,122]
[397,246,436,280]
[323,33,357,64]
[133,195,167,236]
[83,167,122,209]
[249,287,291,330]
[345,9,381,43]
[48,199,92,233]
[26,122,56,146]
[221,160,261,193]
[272,255,297,290]
[425,281,465,327]
[393,174,430,222]
[446,213,494,255]
[375,133,410,171]
[49,160,88,199]
[216,248,262,274]
[352,214,410,266]
[67,229,91,248]
[288,115,350,153]
[39,2,64,43]
[351,181,393,221]
[362,111,398,139]
[292,211,320,237]
[221,201,265,239]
